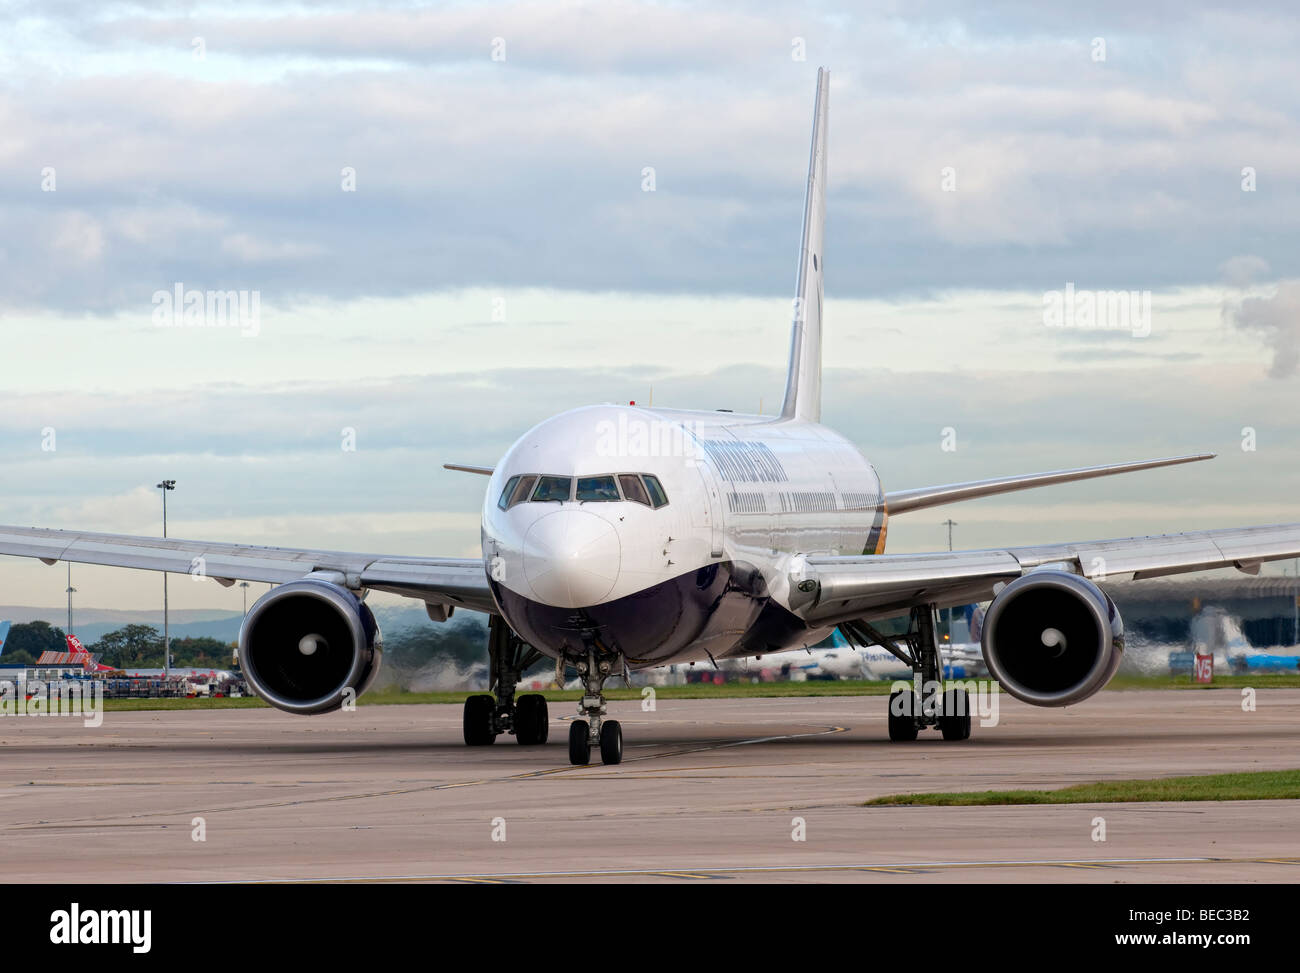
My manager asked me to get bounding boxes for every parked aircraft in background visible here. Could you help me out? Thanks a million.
[830,627,989,681]
[1188,607,1299,673]
[66,634,117,673]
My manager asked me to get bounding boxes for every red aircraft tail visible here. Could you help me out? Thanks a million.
[66,634,114,673]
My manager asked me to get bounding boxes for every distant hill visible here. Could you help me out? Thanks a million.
[0,605,244,644]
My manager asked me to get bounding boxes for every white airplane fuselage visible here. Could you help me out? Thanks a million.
[481,404,886,668]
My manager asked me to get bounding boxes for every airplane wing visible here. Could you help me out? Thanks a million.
[883,453,1213,514]
[0,525,496,615]
[793,522,1300,625]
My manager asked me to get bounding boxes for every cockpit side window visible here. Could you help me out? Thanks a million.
[618,474,650,506]
[498,475,538,510]
[576,475,620,501]
[531,475,572,502]
[642,474,669,508]
[507,474,537,507]
[497,475,521,511]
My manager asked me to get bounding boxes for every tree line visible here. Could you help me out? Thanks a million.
[0,621,234,669]
[1,615,493,672]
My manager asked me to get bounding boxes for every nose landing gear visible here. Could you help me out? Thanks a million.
[460,617,628,764]
[566,647,624,765]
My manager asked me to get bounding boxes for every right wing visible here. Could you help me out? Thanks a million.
[793,521,1300,625]
[0,525,496,614]
[883,453,1214,515]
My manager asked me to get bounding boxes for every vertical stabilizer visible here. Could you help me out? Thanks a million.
[779,67,829,422]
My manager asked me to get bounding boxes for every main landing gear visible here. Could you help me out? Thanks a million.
[840,604,972,743]
[566,646,624,766]
[462,615,550,747]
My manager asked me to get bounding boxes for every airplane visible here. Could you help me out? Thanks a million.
[830,630,989,682]
[736,641,866,680]
[1183,607,1299,673]
[731,636,935,681]
[66,634,117,673]
[3,67,1300,766]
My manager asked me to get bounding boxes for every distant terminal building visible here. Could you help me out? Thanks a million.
[1101,576,1300,648]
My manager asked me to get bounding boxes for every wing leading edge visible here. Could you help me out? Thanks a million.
[883,453,1214,515]
[793,521,1300,625]
[0,525,496,615]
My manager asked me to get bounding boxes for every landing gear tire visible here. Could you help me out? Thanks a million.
[515,693,549,746]
[599,719,623,765]
[939,688,971,741]
[568,719,591,765]
[887,690,919,742]
[463,694,497,746]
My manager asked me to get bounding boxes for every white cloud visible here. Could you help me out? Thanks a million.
[50,210,105,262]
[1219,254,1271,287]
[2,0,1299,611]
[1227,280,1300,377]
[220,232,327,261]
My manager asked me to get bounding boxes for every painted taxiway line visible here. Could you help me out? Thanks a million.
[7,723,849,830]
[234,856,1300,884]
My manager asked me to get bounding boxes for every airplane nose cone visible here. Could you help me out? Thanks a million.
[523,509,621,608]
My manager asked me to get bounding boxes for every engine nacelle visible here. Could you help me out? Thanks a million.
[981,570,1123,706]
[239,578,382,714]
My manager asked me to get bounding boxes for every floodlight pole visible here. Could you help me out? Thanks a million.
[941,520,958,639]
[65,562,75,636]
[157,480,176,675]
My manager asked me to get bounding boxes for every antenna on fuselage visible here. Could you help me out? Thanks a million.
[779,67,829,424]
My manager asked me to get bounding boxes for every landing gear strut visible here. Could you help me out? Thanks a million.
[841,604,972,742]
[462,615,550,746]
[566,645,624,766]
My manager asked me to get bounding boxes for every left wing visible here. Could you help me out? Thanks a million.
[792,521,1300,625]
[0,525,496,614]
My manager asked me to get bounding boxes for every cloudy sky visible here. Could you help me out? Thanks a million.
[2,0,1299,614]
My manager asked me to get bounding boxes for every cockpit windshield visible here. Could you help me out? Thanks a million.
[617,474,649,505]
[531,475,573,502]
[576,475,620,501]
[497,472,669,509]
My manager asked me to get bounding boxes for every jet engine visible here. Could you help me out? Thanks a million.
[239,578,382,714]
[980,570,1123,706]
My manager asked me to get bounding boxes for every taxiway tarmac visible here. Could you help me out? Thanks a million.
[1,689,1298,883]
